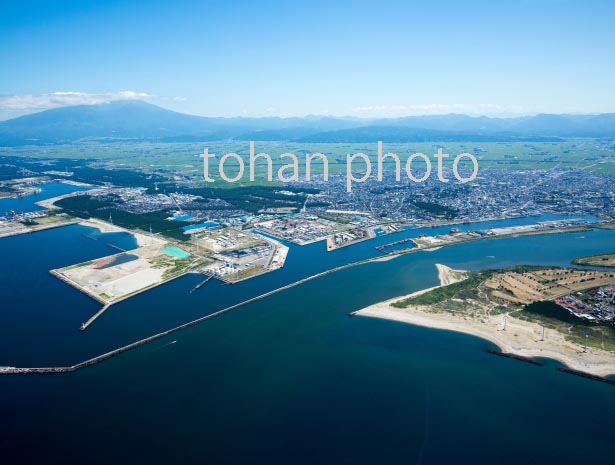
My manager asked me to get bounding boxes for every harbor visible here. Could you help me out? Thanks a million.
[375,237,416,251]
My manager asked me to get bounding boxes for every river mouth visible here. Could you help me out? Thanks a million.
[0,213,612,369]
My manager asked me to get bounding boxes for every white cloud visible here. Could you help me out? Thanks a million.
[0,90,154,112]
[350,103,531,118]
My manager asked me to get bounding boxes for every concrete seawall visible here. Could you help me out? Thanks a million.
[3,222,610,375]
[0,218,80,239]
[0,253,390,375]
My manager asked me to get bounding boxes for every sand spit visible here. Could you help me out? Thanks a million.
[355,264,615,377]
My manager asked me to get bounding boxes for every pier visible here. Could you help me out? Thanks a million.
[189,274,214,293]
[80,304,111,330]
[1,281,327,374]
[77,269,199,330]
[375,237,416,251]
[5,221,614,375]
[1,254,406,375]
[57,220,612,334]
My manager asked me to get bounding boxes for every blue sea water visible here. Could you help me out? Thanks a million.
[0,182,88,214]
[0,211,614,464]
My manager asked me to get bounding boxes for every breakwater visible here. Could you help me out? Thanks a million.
[375,237,416,251]
[4,221,612,375]
[557,367,615,385]
[0,256,386,374]
[486,349,544,366]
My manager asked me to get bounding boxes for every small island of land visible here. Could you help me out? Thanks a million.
[354,264,615,377]
[573,252,615,267]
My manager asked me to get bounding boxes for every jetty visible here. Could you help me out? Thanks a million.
[189,274,214,293]
[557,367,615,385]
[375,237,416,251]
[0,255,405,375]
[4,220,615,375]
[486,349,544,366]
[80,304,111,330]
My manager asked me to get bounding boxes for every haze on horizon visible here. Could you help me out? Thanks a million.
[1,0,614,120]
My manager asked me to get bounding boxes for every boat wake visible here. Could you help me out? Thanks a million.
[152,340,177,351]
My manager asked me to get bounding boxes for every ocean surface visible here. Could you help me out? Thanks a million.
[0,182,89,214]
[1,201,614,464]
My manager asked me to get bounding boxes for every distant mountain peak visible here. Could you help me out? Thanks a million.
[0,102,614,146]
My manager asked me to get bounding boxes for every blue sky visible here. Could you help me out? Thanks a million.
[1,0,614,119]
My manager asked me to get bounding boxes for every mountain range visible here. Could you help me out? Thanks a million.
[0,100,613,146]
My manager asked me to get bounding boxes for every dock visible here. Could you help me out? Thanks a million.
[1,256,401,375]
[5,220,614,375]
[80,304,111,330]
[76,269,198,330]
[189,274,214,293]
[375,237,416,251]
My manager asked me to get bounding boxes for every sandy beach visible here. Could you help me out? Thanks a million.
[355,264,615,377]
[80,218,166,247]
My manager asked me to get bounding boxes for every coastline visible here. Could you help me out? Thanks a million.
[354,264,615,377]
[79,218,166,247]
